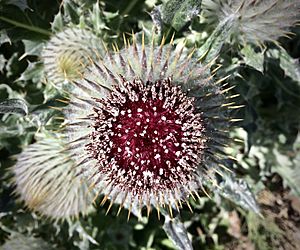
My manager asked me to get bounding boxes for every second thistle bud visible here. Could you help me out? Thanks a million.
[42,28,104,87]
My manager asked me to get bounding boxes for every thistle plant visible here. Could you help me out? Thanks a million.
[42,28,104,87]
[12,133,93,219]
[202,0,300,44]
[61,35,239,218]
[2,0,300,249]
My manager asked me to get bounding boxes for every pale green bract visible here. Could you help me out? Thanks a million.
[12,133,94,219]
[42,28,105,87]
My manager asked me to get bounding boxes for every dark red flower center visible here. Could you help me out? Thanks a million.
[86,77,206,195]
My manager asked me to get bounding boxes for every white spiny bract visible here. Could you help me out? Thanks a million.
[42,28,104,86]
[62,35,236,218]
[12,134,93,219]
[202,0,300,44]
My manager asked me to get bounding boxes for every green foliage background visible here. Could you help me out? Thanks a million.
[0,0,299,249]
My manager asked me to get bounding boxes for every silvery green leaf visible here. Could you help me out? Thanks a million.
[197,14,236,63]
[6,0,30,11]
[163,213,193,250]
[63,0,80,24]
[0,30,11,45]
[5,52,19,78]
[0,98,28,115]
[0,54,6,72]
[21,40,44,58]
[89,2,106,35]
[51,11,65,32]
[216,174,261,214]
[274,163,300,198]
[154,0,201,31]
[67,219,99,250]
[18,61,44,83]
[0,123,24,138]
[273,146,300,197]
[241,44,264,73]
[150,6,163,35]
[1,233,54,250]
[267,47,300,83]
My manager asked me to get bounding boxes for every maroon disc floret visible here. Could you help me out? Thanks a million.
[86,77,206,197]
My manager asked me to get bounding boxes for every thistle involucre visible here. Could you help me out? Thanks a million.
[13,134,93,219]
[63,36,235,217]
[202,0,300,44]
[42,28,104,85]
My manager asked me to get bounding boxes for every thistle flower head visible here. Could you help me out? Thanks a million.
[202,0,300,44]
[63,36,234,217]
[42,28,104,86]
[86,77,207,204]
[12,134,93,219]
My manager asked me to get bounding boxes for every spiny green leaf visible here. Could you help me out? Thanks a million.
[0,54,6,72]
[162,0,201,31]
[0,98,28,115]
[51,11,65,32]
[0,232,55,250]
[273,146,300,197]
[63,0,81,24]
[150,6,163,35]
[21,40,44,58]
[197,14,236,63]
[274,163,300,198]
[6,0,30,11]
[18,61,44,83]
[163,213,193,250]
[0,30,11,44]
[89,2,106,34]
[267,47,300,83]
[241,45,264,73]
[154,0,201,31]
[216,174,261,214]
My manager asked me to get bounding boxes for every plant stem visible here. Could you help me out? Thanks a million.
[0,16,51,36]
